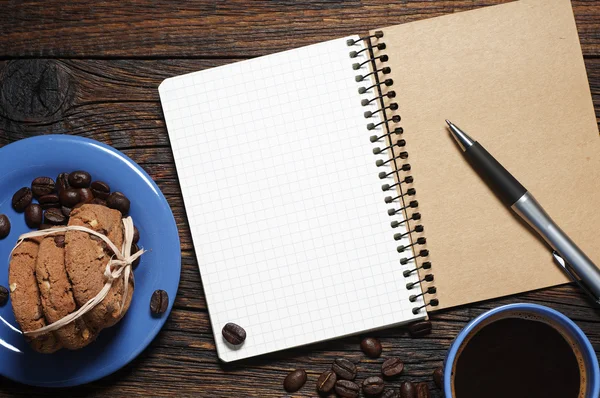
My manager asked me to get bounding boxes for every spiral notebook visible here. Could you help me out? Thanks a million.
[159,0,600,361]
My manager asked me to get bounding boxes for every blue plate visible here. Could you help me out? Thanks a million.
[0,135,181,387]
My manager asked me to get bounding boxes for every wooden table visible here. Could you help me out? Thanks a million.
[0,1,599,396]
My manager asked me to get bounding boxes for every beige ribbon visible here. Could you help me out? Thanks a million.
[10,217,144,337]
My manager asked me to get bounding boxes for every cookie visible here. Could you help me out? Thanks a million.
[35,235,96,349]
[65,204,134,330]
[8,238,62,353]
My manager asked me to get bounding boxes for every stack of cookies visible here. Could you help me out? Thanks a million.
[8,204,135,353]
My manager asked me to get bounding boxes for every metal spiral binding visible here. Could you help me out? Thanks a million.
[348,31,438,315]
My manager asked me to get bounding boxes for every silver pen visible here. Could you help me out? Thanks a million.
[446,120,600,304]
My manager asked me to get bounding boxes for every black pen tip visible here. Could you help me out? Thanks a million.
[445,119,453,127]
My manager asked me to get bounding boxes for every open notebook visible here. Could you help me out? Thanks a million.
[159,0,600,361]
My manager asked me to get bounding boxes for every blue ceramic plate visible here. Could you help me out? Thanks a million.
[0,135,181,387]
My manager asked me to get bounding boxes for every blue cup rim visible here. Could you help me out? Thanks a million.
[444,303,600,397]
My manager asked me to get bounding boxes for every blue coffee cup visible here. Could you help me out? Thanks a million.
[443,303,599,397]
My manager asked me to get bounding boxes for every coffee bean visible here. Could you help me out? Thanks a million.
[0,215,10,239]
[59,188,80,207]
[56,172,70,192]
[25,204,43,228]
[0,285,8,306]
[54,235,65,248]
[91,198,107,206]
[382,389,399,398]
[150,289,169,315]
[382,357,404,377]
[133,225,140,243]
[79,188,94,204]
[283,369,307,392]
[131,243,141,268]
[91,181,110,199]
[415,382,430,398]
[61,206,72,217]
[332,358,357,380]
[38,223,52,230]
[362,376,385,396]
[361,336,382,358]
[317,370,337,394]
[107,191,130,215]
[400,381,416,398]
[432,367,443,389]
[31,177,55,197]
[12,187,32,212]
[408,320,432,338]
[335,380,360,398]
[39,193,60,210]
[222,322,246,345]
[45,208,66,225]
[68,170,91,188]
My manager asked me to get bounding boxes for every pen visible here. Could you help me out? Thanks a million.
[445,120,600,305]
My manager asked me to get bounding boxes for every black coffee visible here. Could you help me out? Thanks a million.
[453,316,584,398]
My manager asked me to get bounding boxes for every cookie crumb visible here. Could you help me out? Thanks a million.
[9,283,17,292]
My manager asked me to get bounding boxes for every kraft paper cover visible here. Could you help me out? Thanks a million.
[371,0,600,310]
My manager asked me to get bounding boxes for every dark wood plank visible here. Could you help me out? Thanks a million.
[1,1,600,58]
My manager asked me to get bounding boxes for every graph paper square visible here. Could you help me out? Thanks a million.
[159,36,426,362]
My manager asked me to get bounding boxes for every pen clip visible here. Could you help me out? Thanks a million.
[552,251,600,306]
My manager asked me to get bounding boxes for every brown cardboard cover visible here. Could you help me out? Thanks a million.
[370,0,600,310]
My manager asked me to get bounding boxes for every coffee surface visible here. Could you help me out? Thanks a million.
[453,317,582,398]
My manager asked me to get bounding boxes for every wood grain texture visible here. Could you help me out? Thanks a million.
[1,1,600,58]
[0,1,599,396]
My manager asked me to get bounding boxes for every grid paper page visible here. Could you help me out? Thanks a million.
[159,36,426,362]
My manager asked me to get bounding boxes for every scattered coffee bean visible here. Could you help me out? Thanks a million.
[0,215,10,239]
[361,336,382,358]
[44,208,66,225]
[91,181,111,199]
[107,191,130,215]
[39,193,60,210]
[12,187,33,212]
[335,380,360,398]
[222,322,246,345]
[362,376,385,396]
[31,177,55,197]
[0,285,8,306]
[59,188,80,207]
[400,381,417,398]
[25,204,43,228]
[79,188,94,204]
[68,170,91,188]
[432,367,443,389]
[91,198,107,206]
[38,223,52,230]
[133,225,140,243]
[61,206,72,217]
[415,382,430,398]
[131,243,141,268]
[332,358,357,380]
[382,357,404,378]
[54,235,65,248]
[150,289,169,315]
[56,172,70,192]
[317,370,337,394]
[382,389,399,398]
[408,320,432,338]
[283,369,307,392]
